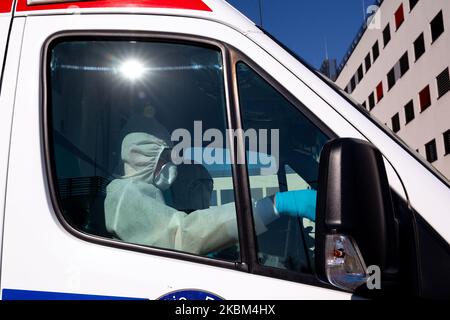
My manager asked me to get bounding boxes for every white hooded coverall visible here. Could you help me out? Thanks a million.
[105,132,278,255]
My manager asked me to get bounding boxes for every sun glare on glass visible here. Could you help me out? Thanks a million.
[119,59,146,81]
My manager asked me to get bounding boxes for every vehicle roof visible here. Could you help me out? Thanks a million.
[10,0,260,34]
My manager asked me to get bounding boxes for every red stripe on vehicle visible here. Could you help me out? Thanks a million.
[16,0,211,12]
[0,0,14,13]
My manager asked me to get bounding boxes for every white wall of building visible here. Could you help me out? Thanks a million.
[336,0,450,178]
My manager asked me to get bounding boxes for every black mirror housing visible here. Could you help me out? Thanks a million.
[315,138,399,291]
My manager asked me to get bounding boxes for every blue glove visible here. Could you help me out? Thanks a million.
[275,189,317,221]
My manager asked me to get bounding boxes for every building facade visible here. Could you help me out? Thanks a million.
[336,0,450,179]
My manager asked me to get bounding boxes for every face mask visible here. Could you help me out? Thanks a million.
[154,162,178,190]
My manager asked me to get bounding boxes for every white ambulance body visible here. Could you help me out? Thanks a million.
[0,0,449,300]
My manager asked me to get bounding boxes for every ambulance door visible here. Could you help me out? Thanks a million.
[1,13,357,300]
[0,12,25,289]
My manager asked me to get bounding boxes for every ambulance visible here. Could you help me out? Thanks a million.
[0,0,449,300]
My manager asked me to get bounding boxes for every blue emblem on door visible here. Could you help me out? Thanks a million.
[157,289,224,300]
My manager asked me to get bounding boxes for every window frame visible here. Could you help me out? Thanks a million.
[42,31,340,290]
[229,50,338,287]
[42,31,247,272]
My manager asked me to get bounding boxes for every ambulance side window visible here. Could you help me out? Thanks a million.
[48,38,240,261]
[236,62,330,274]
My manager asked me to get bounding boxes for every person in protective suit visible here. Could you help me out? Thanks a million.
[105,131,316,256]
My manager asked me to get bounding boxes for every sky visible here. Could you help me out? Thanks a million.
[226,0,378,70]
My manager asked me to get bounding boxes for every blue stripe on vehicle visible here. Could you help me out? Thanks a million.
[2,289,145,300]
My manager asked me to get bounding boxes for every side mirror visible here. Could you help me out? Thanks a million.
[315,138,398,293]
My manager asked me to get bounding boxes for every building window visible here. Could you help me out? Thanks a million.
[357,64,364,83]
[345,84,351,94]
[409,0,419,11]
[383,24,391,47]
[414,33,426,61]
[437,67,450,98]
[395,4,405,30]
[425,139,438,163]
[400,51,410,76]
[444,130,450,155]
[362,101,367,110]
[365,53,372,72]
[431,10,444,43]
[391,113,400,133]
[376,82,384,102]
[404,100,415,124]
[387,67,396,90]
[369,92,375,110]
[372,41,380,62]
[419,85,432,112]
[350,76,356,92]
